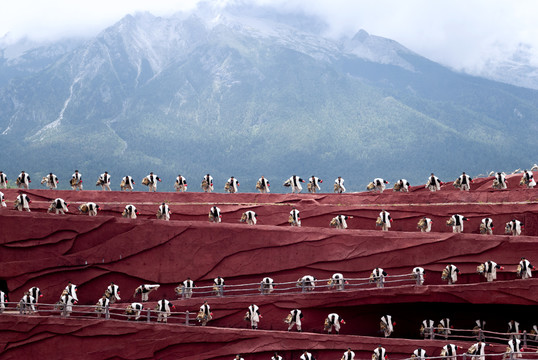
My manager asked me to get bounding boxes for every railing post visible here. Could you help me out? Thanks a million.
[147,308,151,323]
[62,304,67,317]
[181,287,185,300]
[523,330,527,347]
[301,281,306,293]
[341,280,345,291]
[463,352,467,360]
[478,329,484,341]
[185,311,190,326]
[430,326,434,340]
[219,285,224,297]
[105,304,110,320]
[509,351,514,360]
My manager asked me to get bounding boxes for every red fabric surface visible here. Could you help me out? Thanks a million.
[0,179,537,359]
[0,315,511,360]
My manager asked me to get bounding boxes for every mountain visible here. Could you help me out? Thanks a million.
[474,43,538,90]
[0,6,537,192]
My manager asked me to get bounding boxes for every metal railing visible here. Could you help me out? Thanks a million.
[421,326,538,348]
[1,301,194,325]
[176,273,421,299]
[2,302,538,353]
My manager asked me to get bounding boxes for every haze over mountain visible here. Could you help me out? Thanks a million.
[0,4,537,192]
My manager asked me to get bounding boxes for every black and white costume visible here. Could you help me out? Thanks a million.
[156,299,173,323]
[329,273,346,290]
[14,194,31,212]
[326,313,344,334]
[209,206,221,223]
[418,217,432,232]
[271,353,283,360]
[48,198,68,214]
[44,173,58,190]
[308,176,322,193]
[334,177,346,193]
[467,342,486,360]
[80,202,99,216]
[289,208,301,227]
[65,283,78,301]
[370,267,387,288]
[144,173,161,192]
[287,175,305,194]
[426,174,442,191]
[438,318,452,338]
[379,210,392,231]
[157,203,171,221]
[448,214,468,233]
[381,314,394,337]
[478,261,502,282]
[28,287,43,303]
[19,293,36,314]
[517,258,534,279]
[507,338,522,358]
[413,348,427,360]
[256,176,270,193]
[0,191,6,208]
[0,291,8,313]
[493,172,507,189]
[240,210,257,225]
[225,177,239,193]
[260,277,274,294]
[394,179,410,192]
[121,176,135,191]
[443,264,460,284]
[297,275,316,292]
[59,293,76,316]
[95,296,110,318]
[458,172,472,191]
[331,215,349,229]
[126,302,143,321]
[505,220,523,236]
[342,349,355,360]
[201,174,213,192]
[421,320,434,339]
[213,276,225,296]
[198,302,212,326]
[300,351,314,360]
[247,304,261,329]
[106,283,121,303]
[17,171,31,189]
[181,279,194,299]
[287,309,303,332]
[175,175,187,192]
[134,284,160,302]
[441,344,458,360]
[71,171,83,190]
[373,178,389,193]
[481,218,494,235]
[0,171,7,189]
[122,204,138,219]
[522,170,536,188]
[373,346,387,360]
[98,172,111,191]
[413,267,425,285]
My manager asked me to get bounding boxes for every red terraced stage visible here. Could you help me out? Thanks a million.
[0,176,537,359]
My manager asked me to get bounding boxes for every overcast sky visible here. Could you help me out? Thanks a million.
[2,0,538,74]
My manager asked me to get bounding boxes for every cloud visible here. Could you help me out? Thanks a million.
[2,0,538,73]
